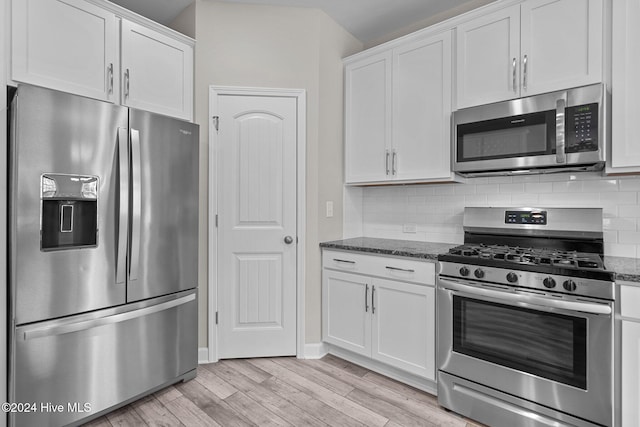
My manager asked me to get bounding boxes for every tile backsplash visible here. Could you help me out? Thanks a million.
[355,172,640,258]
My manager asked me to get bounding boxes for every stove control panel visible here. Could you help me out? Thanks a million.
[505,210,547,225]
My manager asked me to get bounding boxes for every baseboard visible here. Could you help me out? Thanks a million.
[198,347,210,364]
[300,342,329,359]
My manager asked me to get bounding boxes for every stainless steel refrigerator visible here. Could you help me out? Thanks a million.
[7,84,199,426]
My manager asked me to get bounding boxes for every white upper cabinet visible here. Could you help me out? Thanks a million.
[345,31,455,185]
[456,0,603,109]
[608,0,640,172]
[121,20,193,121]
[392,33,453,182]
[345,51,392,184]
[11,0,194,121]
[520,0,602,96]
[12,0,118,102]
[456,5,520,108]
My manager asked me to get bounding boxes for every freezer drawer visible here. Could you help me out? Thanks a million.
[10,290,197,427]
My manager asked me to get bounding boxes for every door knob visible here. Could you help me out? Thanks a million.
[284,235,294,244]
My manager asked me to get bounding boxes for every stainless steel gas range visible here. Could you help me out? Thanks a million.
[437,207,615,427]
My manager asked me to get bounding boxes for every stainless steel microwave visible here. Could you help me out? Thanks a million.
[452,84,607,177]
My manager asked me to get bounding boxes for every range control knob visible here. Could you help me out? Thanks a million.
[506,272,518,283]
[459,267,470,277]
[563,280,577,292]
[543,277,556,289]
[474,268,485,279]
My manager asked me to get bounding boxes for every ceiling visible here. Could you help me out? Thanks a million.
[108,0,495,44]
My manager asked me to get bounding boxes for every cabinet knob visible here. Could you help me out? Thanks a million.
[284,235,294,244]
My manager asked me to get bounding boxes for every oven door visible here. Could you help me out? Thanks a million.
[437,277,613,427]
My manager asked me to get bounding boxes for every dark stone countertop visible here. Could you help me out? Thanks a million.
[319,237,457,261]
[603,256,640,284]
[320,237,640,284]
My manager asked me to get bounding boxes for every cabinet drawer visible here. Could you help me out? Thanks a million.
[621,283,640,320]
[322,249,435,285]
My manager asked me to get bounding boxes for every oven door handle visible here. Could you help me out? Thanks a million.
[439,278,611,316]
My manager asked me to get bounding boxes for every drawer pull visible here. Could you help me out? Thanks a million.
[333,258,356,264]
[385,266,415,273]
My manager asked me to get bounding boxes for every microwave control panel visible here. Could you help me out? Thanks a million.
[565,103,598,152]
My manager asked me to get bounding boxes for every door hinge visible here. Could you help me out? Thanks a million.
[212,116,219,132]
[215,311,219,325]
[215,214,218,228]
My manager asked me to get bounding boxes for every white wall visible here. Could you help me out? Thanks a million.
[354,172,640,258]
[191,0,362,347]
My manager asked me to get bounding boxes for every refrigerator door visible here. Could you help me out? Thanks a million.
[11,290,197,427]
[10,85,129,325]
[127,109,199,302]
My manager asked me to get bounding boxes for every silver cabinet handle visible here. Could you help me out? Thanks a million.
[555,94,567,164]
[385,266,415,273]
[392,150,397,176]
[107,63,114,94]
[522,55,528,90]
[371,285,376,314]
[129,128,142,281]
[385,150,390,175]
[512,58,517,93]
[333,258,355,264]
[21,293,196,340]
[365,284,369,312]
[124,68,130,99]
[116,128,129,285]
[284,235,294,244]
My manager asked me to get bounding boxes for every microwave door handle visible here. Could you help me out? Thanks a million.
[556,94,567,164]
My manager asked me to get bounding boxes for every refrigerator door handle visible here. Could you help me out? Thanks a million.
[116,128,129,284]
[129,128,142,281]
[20,293,196,341]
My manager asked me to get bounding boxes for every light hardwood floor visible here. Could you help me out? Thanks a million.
[83,355,484,427]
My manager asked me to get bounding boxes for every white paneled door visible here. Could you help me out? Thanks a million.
[216,93,298,359]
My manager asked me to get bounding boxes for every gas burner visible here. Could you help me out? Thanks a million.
[443,243,605,272]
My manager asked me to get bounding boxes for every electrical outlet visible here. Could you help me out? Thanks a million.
[326,201,334,218]
[403,223,417,233]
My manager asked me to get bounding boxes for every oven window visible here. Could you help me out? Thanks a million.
[456,110,555,162]
[453,296,587,389]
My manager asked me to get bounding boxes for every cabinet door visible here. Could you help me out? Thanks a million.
[456,5,520,108]
[121,20,194,121]
[322,270,371,356]
[622,321,640,427]
[609,0,640,171]
[12,0,118,102]
[392,31,452,181]
[371,279,435,380]
[520,0,602,97]
[344,51,392,183]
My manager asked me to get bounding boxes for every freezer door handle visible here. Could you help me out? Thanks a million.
[20,293,196,341]
[116,128,129,284]
[129,128,142,281]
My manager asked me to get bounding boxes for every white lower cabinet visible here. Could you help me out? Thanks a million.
[323,270,371,356]
[621,320,640,427]
[371,278,434,378]
[322,250,436,381]
[620,283,640,426]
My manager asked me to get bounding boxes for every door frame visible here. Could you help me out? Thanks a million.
[207,86,306,362]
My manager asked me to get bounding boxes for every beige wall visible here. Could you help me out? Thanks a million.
[178,1,361,348]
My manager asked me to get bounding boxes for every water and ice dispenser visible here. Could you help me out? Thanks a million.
[40,174,99,251]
